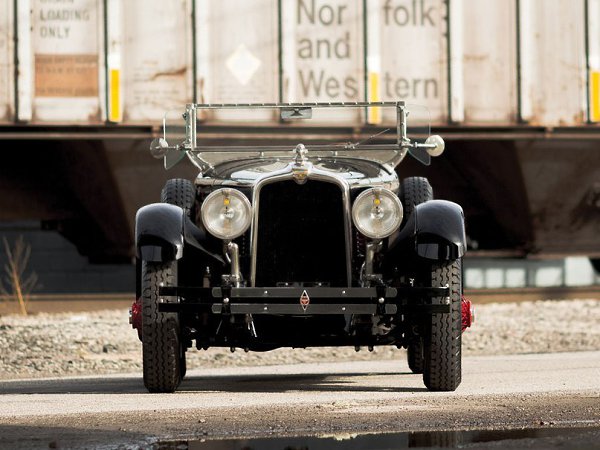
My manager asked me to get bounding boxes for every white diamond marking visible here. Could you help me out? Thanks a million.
[226,44,261,86]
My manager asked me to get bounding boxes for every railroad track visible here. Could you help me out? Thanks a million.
[1,286,599,315]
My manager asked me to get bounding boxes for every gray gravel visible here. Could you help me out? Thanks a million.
[0,299,599,379]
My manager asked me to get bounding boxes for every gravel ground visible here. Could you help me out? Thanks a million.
[0,299,599,379]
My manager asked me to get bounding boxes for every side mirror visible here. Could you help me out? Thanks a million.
[150,138,169,159]
[425,135,445,157]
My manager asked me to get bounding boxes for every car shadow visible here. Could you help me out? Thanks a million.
[0,371,428,395]
[180,371,428,394]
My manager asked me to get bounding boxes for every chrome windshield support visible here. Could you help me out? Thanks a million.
[184,103,197,152]
[184,103,215,173]
[397,101,409,148]
[389,102,410,168]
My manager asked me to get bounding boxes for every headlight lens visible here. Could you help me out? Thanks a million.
[352,188,403,239]
[201,188,252,240]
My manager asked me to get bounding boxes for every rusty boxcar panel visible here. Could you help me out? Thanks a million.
[27,0,103,123]
[372,0,448,124]
[0,0,13,122]
[120,0,193,123]
[519,0,587,125]
[282,0,364,122]
[461,0,517,124]
[196,0,278,123]
[1,0,599,126]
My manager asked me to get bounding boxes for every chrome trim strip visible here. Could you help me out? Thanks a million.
[250,163,353,287]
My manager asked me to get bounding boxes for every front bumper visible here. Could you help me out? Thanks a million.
[157,286,451,315]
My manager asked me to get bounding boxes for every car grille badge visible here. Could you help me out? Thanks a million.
[300,290,310,311]
[292,165,309,184]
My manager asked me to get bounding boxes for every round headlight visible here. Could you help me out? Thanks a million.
[352,188,403,239]
[201,188,252,240]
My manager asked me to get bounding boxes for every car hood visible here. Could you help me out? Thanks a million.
[201,157,397,188]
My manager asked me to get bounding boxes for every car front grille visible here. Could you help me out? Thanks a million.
[254,179,347,287]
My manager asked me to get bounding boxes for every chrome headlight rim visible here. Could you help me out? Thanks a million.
[352,187,403,240]
[201,188,252,240]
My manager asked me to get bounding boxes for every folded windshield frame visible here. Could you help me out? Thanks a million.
[161,101,439,172]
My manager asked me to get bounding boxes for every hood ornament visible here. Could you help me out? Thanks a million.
[294,143,308,164]
[292,143,310,184]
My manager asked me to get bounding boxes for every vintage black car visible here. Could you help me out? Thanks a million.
[131,102,473,393]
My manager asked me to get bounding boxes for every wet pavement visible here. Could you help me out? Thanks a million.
[0,354,598,449]
[154,427,600,449]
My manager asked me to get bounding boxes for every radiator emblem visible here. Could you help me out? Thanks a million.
[292,165,309,184]
[300,290,310,311]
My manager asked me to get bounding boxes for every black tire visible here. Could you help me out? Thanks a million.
[401,176,433,219]
[160,178,195,380]
[142,261,182,393]
[402,177,433,374]
[161,178,195,216]
[407,339,424,374]
[423,259,462,391]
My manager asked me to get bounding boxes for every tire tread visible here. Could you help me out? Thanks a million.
[142,261,181,393]
[161,178,195,216]
[402,176,433,218]
[423,259,462,391]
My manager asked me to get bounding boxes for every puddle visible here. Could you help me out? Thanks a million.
[153,426,600,449]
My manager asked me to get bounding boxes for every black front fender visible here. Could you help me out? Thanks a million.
[135,203,184,262]
[135,203,225,264]
[389,200,466,261]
